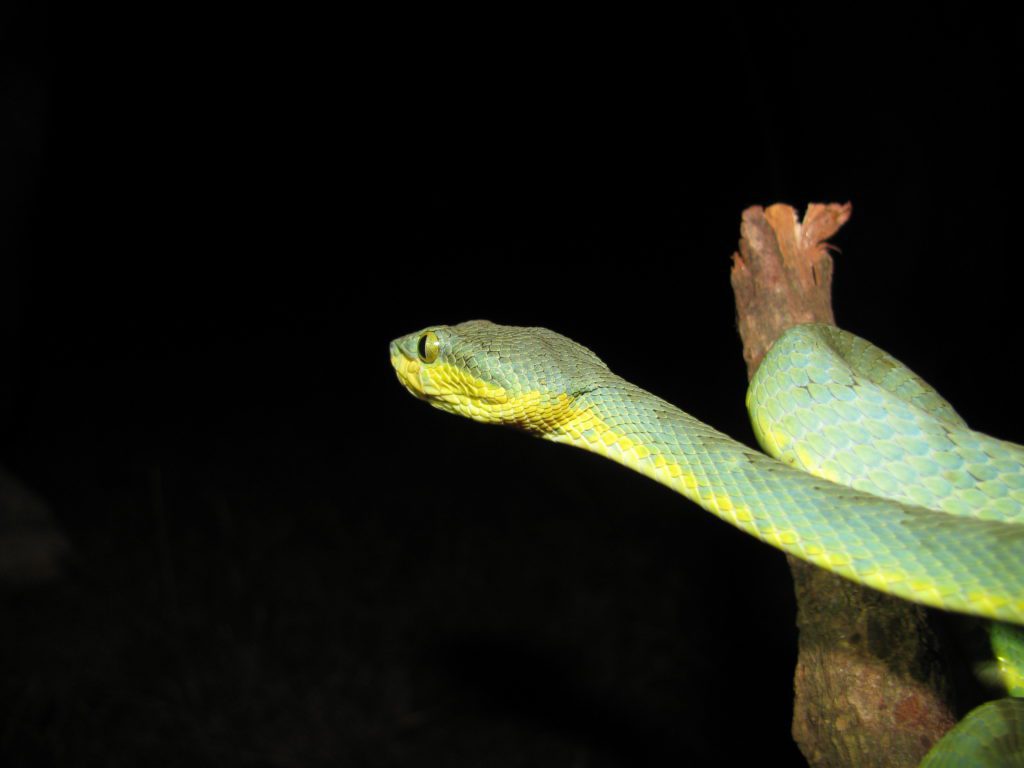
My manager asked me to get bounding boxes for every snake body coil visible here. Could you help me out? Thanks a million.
[391,320,1024,765]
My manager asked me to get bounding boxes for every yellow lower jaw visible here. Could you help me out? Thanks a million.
[391,355,427,400]
[390,355,584,433]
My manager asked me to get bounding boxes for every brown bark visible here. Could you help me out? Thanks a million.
[729,203,956,767]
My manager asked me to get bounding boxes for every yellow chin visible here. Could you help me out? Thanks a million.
[391,354,427,399]
[391,355,510,420]
[390,355,578,433]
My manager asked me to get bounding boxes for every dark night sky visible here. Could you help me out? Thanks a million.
[2,3,1022,766]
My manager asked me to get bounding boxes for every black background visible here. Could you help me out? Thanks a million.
[2,3,1021,766]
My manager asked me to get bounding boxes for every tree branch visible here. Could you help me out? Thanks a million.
[729,203,956,767]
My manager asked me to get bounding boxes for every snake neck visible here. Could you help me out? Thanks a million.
[544,376,1024,625]
[548,376,770,513]
[552,376,774,507]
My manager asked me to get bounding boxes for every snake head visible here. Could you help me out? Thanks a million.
[390,320,609,434]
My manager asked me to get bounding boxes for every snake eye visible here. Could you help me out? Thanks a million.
[417,331,440,363]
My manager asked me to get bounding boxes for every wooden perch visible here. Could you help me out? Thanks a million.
[729,203,956,767]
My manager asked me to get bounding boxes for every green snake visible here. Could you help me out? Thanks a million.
[390,320,1024,765]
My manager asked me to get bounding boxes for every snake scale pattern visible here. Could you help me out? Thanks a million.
[391,320,1023,765]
